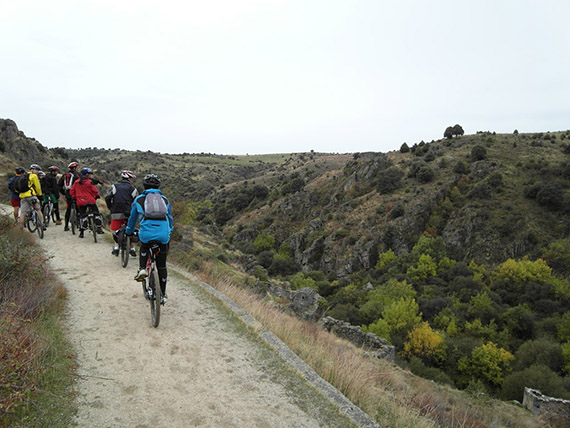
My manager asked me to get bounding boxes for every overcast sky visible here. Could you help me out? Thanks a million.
[2,0,569,155]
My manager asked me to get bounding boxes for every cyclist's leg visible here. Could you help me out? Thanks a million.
[18,198,33,230]
[34,197,44,224]
[91,204,104,233]
[78,205,88,233]
[156,243,170,296]
[135,241,150,281]
[64,195,72,229]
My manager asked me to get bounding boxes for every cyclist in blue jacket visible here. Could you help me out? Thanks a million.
[126,174,173,304]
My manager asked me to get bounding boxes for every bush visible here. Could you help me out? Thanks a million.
[416,166,435,183]
[471,145,487,162]
[501,365,570,401]
[514,338,563,372]
[376,167,403,194]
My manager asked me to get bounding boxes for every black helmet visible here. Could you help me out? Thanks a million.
[15,167,25,174]
[143,174,160,189]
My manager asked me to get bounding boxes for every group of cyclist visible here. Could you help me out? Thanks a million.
[7,162,174,304]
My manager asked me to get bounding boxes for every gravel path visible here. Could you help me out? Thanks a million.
[28,217,367,428]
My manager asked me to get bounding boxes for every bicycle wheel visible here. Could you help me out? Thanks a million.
[70,206,77,235]
[120,235,129,268]
[51,204,58,223]
[89,216,98,243]
[36,217,44,239]
[26,212,36,233]
[42,204,51,227]
[149,267,161,328]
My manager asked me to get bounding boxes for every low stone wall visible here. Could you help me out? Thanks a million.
[321,316,395,362]
[523,387,570,424]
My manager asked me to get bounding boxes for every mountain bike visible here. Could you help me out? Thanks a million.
[26,208,44,239]
[83,207,99,243]
[141,242,162,328]
[42,197,56,227]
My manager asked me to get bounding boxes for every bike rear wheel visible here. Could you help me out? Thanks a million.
[89,216,98,243]
[120,235,129,267]
[149,268,161,328]
[42,204,51,227]
[26,213,36,233]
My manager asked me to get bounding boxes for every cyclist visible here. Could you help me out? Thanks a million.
[17,164,44,231]
[126,174,173,305]
[58,161,80,231]
[105,170,139,257]
[70,168,104,238]
[7,167,25,224]
[44,166,62,225]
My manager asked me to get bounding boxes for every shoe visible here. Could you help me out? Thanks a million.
[134,269,147,282]
[64,225,69,231]
[129,248,136,257]
[161,293,167,305]
[97,228,104,234]
[56,220,62,225]
[111,248,119,256]
[79,230,84,238]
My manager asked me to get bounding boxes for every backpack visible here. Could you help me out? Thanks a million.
[12,173,30,194]
[143,192,167,220]
[62,173,75,190]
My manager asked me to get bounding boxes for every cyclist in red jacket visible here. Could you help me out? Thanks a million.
[70,168,104,238]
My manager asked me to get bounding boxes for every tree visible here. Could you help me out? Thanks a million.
[452,124,464,137]
[400,142,410,153]
[444,126,454,139]
[403,321,446,364]
[253,232,275,253]
[458,341,514,386]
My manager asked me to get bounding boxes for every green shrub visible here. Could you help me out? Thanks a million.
[501,365,570,401]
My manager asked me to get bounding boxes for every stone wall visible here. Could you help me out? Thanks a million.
[321,316,395,362]
[523,388,570,425]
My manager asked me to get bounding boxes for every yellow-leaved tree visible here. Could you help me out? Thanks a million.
[402,321,446,364]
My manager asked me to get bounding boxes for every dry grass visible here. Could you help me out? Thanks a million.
[190,259,550,428]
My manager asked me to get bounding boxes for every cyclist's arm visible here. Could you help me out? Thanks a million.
[125,201,140,235]
[30,174,42,197]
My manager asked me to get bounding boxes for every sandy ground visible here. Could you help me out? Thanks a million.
[1,202,365,428]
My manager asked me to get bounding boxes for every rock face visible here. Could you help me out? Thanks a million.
[523,388,570,424]
[0,118,23,141]
[289,287,326,322]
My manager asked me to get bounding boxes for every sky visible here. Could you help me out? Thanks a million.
[1,0,569,155]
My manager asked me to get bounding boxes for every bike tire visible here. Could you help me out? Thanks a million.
[70,206,77,235]
[120,236,129,268]
[90,216,97,243]
[42,204,51,227]
[149,268,160,328]
[26,213,36,233]
[51,205,58,223]
[37,218,44,239]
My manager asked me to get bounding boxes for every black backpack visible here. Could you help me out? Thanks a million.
[12,173,30,194]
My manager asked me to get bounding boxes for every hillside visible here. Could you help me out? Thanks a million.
[2,117,570,423]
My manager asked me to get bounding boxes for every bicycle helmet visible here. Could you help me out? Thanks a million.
[121,170,136,179]
[37,171,46,177]
[48,165,59,172]
[81,167,93,175]
[15,167,25,174]
[30,164,41,170]
[143,174,160,189]
[68,161,79,169]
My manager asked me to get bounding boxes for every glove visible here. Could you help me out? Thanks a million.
[95,195,100,199]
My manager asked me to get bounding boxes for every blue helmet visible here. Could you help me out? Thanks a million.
[81,167,93,175]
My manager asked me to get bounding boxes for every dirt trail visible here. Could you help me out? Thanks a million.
[14,213,367,428]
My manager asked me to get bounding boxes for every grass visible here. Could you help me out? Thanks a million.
[0,216,76,427]
[183,257,552,428]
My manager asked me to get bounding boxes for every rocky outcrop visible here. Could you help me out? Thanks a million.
[523,388,570,424]
[289,287,326,322]
[0,118,24,141]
